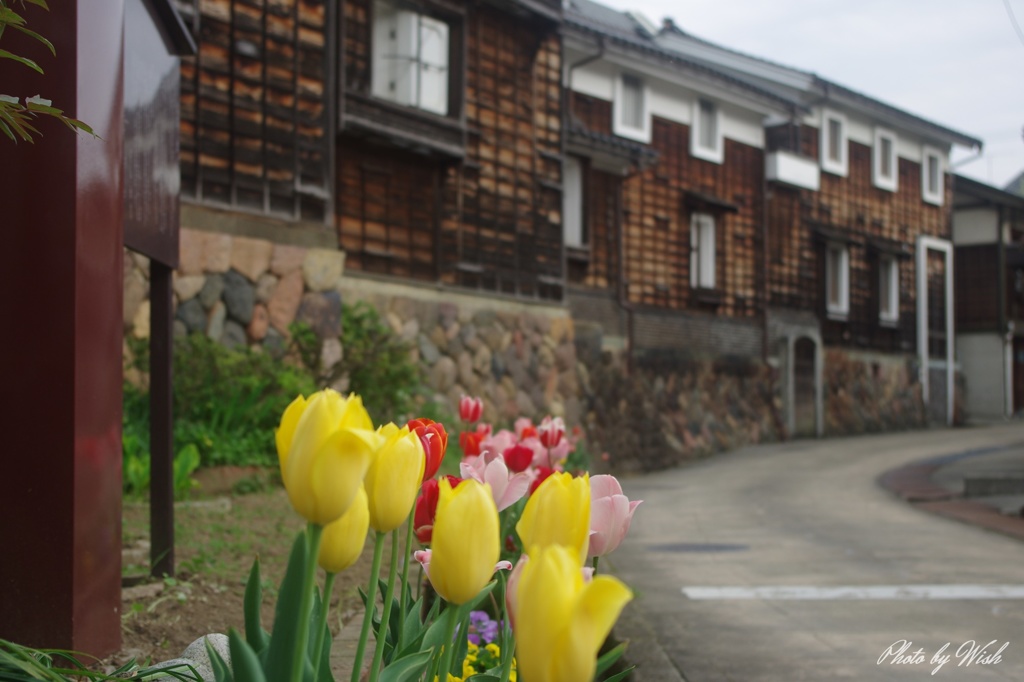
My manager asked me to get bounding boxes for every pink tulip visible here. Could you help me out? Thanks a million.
[479,429,517,462]
[588,475,642,558]
[514,417,536,440]
[461,453,532,511]
[459,395,484,423]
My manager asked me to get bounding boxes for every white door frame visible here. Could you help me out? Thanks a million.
[916,236,955,426]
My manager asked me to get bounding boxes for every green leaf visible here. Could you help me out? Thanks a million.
[20,0,50,9]
[0,48,43,73]
[243,557,269,654]
[594,641,628,678]
[263,530,310,682]
[9,23,54,54]
[599,666,636,682]
[375,649,434,682]
[463,579,499,612]
[228,628,267,682]
[204,637,235,682]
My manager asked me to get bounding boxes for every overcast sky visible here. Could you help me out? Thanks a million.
[597,0,1024,189]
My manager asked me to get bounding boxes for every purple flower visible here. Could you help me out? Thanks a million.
[467,610,499,645]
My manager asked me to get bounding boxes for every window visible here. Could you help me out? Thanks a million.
[563,156,585,247]
[879,255,899,323]
[371,0,450,116]
[922,146,944,205]
[825,242,849,316]
[873,127,898,192]
[820,108,848,176]
[691,98,723,164]
[612,73,650,142]
[690,213,716,289]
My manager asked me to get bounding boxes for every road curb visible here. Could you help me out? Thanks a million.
[879,448,1024,542]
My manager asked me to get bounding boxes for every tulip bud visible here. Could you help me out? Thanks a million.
[459,395,484,423]
[460,430,485,458]
[517,472,591,563]
[364,423,426,533]
[413,475,461,544]
[588,475,642,558]
[275,390,378,526]
[318,485,370,573]
[503,444,534,473]
[407,417,448,481]
[538,416,565,448]
[427,478,501,605]
[512,544,632,682]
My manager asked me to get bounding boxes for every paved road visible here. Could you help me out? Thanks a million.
[610,425,1024,681]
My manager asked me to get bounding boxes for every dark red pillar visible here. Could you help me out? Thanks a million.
[0,0,125,656]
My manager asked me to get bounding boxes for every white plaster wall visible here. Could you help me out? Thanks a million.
[958,332,1008,418]
[953,208,999,245]
[805,106,942,167]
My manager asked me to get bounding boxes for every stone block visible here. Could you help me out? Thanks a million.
[202,232,232,273]
[173,274,205,301]
[255,273,278,303]
[222,320,247,349]
[321,337,343,372]
[247,303,269,342]
[123,263,148,327]
[199,274,224,309]
[177,229,204,275]
[230,235,273,282]
[176,298,206,334]
[430,356,457,392]
[473,344,492,375]
[223,270,255,325]
[296,290,342,339]
[270,243,307,276]
[418,333,441,366]
[132,300,150,339]
[457,351,475,389]
[438,302,458,329]
[268,270,304,334]
[206,301,226,341]
[302,248,345,292]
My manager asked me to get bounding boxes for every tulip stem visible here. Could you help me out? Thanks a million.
[351,530,386,682]
[592,556,599,574]
[432,604,461,682]
[289,523,324,682]
[497,571,515,682]
[395,511,415,654]
[368,530,401,682]
[312,571,337,680]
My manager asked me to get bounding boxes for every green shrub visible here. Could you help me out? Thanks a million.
[292,301,423,422]
[123,334,317,473]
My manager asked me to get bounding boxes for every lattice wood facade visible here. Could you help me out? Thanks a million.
[766,124,951,352]
[569,93,764,319]
[176,0,332,223]
[337,0,564,299]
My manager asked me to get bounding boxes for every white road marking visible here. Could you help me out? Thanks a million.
[682,585,1024,600]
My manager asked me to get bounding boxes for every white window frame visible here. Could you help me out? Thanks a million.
[690,213,716,289]
[371,0,450,116]
[612,72,651,143]
[820,108,848,177]
[922,146,944,205]
[825,242,850,317]
[879,255,899,324]
[872,127,898,192]
[691,98,723,164]
[562,156,585,248]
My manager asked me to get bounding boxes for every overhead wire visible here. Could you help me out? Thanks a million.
[1004,0,1024,47]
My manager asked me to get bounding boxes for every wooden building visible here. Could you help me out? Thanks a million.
[953,174,1024,419]
[562,0,800,359]
[656,23,982,432]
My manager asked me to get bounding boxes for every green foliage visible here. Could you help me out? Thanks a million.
[292,301,423,422]
[0,0,96,142]
[123,334,317,475]
[0,637,200,681]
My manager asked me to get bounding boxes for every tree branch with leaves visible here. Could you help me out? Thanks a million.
[0,0,94,142]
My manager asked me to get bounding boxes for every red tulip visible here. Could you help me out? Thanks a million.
[459,395,484,423]
[529,466,555,495]
[503,444,534,474]
[414,475,462,544]
[538,416,565,448]
[407,418,449,481]
[460,430,485,457]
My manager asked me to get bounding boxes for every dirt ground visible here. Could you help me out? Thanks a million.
[109,480,381,671]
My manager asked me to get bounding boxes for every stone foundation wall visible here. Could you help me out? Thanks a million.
[822,348,928,434]
[122,228,581,427]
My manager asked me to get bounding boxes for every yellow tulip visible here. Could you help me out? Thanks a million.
[364,423,426,532]
[429,478,501,605]
[276,389,379,526]
[318,485,370,573]
[513,544,632,682]
[516,472,591,563]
